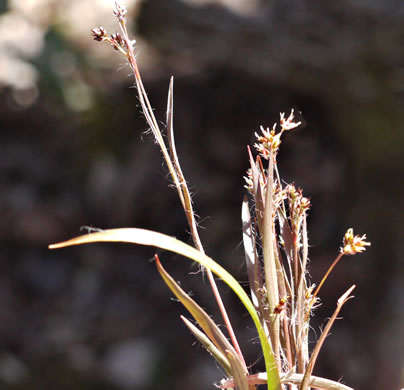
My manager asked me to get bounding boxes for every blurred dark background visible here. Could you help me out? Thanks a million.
[0,0,403,389]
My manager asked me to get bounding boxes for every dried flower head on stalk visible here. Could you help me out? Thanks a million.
[254,109,301,160]
[341,228,371,255]
[50,3,371,390]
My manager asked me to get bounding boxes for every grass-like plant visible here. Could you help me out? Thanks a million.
[49,3,370,389]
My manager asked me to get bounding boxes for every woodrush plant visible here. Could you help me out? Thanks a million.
[49,3,370,390]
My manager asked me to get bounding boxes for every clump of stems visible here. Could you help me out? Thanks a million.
[51,3,371,390]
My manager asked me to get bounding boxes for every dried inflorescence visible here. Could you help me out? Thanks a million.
[254,109,302,160]
[113,1,128,19]
[91,26,132,53]
[341,228,371,255]
[284,184,311,233]
[244,107,370,387]
[90,26,107,41]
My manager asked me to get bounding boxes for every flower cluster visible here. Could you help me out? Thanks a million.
[305,285,320,311]
[341,228,371,255]
[91,26,107,42]
[91,3,134,55]
[254,124,282,159]
[280,109,302,131]
[284,184,311,232]
[113,1,128,19]
[91,26,134,54]
[254,109,301,160]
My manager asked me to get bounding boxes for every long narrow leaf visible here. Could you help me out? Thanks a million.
[247,146,264,232]
[242,195,261,312]
[165,78,242,368]
[181,316,232,375]
[50,228,281,390]
[262,152,280,361]
[242,196,270,337]
[155,255,242,369]
[165,77,201,248]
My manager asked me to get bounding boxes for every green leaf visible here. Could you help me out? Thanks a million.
[50,228,281,390]
[181,316,232,375]
[155,255,240,372]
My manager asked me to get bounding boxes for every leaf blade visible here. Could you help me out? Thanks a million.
[181,316,232,375]
[50,228,281,390]
[156,255,240,367]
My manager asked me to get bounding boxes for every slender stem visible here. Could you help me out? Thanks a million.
[118,16,246,369]
[290,228,306,373]
[292,232,300,294]
[300,286,355,390]
[305,252,344,322]
[282,314,293,369]
[206,268,247,368]
[263,152,280,363]
[296,214,309,369]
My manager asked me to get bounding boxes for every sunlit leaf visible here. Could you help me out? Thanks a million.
[50,227,281,390]
[155,255,240,371]
[181,316,232,375]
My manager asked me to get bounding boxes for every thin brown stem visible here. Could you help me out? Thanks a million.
[300,286,356,390]
[117,15,246,370]
[305,252,344,322]
[282,314,293,370]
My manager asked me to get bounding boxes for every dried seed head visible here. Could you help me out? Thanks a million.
[285,184,310,212]
[110,32,126,50]
[91,26,107,41]
[341,228,371,255]
[299,196,311,211]
[253,110,302,160]
[113,1,127,19]
[285,184,299,202]
[284,184,310,234]
[305,285,320,313]
[254,124,282,159]
[280,109,302,131]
